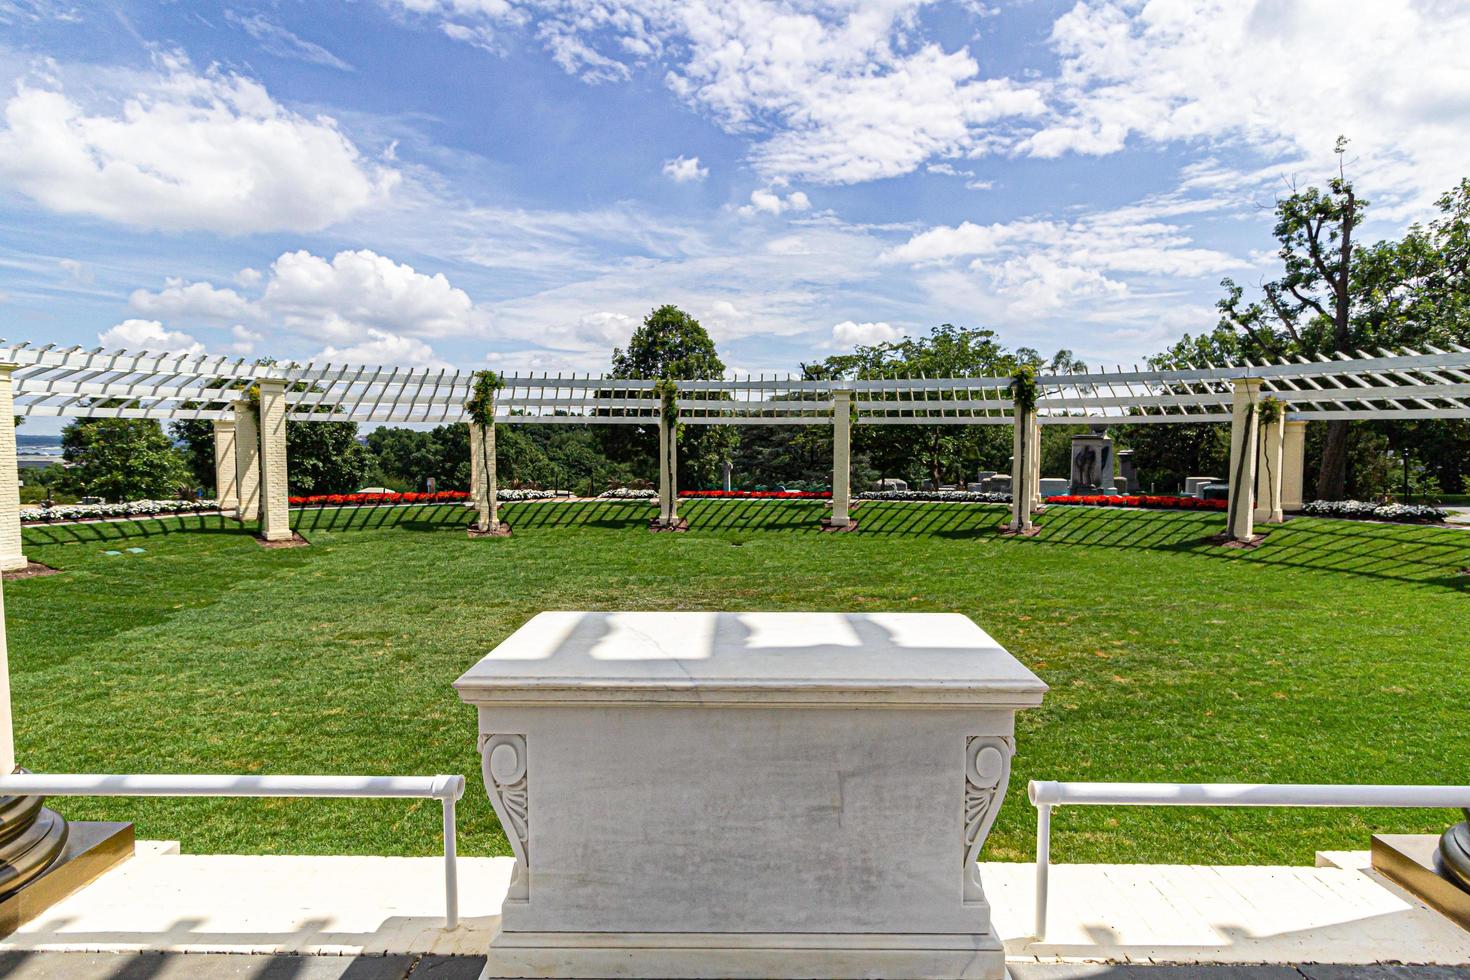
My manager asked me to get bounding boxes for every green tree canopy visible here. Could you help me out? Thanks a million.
[62,418,193,501]
[605,305,737,488]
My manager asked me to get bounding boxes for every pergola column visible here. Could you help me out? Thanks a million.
[1226,378,1263,542]
[470,416,500,533]
[1281,420,1307,511]
[232,398,260,522]
[212,418,239,513]
[656,407,679,527]
[829,389,852,527]
[256,379,292,542]
[0,366,27,572]
[1255,412,1286,524]
[1029,414,1043,510]
[1009,401,1035,532]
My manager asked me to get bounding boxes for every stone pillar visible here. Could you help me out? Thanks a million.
[656,408,679,527]
[470,418,499,533]
[1009,403,1034,532]
[212,418,239,513]
[0,367,26,572]
[232,399,260,522]
[829,390,852,527]
[1029,415,1042,510]
[1281,420,1307,511]
[256,380,292,542]
[1226,378,1263,542]
[1255,412,1286,524]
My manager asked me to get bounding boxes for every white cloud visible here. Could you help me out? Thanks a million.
[125,248,493,364]
[661,154,708,183]
[832,320,902,346]
[228,324,264,355]
[926,163,975,178]
[886,187,1246,320]
[738,188,811,216]
[263,249,490,341]
[1027,0,1470,210]
[226,11,355,71]
[384,0,1049,185]
[58,257,91,283]
[98,318,204,355]
[0,57,398,233]
[317,330,442,367]
[130,278,256,320]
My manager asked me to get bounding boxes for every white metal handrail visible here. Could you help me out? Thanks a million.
[0,773,467,930]
[1026,779,1470,942]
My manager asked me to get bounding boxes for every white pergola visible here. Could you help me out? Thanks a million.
[3,338,1469,552]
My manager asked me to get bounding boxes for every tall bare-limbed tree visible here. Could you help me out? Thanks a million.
[1217,137,1365,499]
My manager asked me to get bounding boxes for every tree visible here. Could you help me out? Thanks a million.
[819,325,1080,488]
[172,417,374,496]
[1215,137,1366,499]
[365,424,470,491]
[606,305,738,488]
[287,421,373,495]
[62,419,193,501]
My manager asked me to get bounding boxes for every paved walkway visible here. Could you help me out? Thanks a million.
[3,847,1467,969]
[0,954,1466,979]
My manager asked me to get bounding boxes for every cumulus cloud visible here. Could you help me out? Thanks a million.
[738,188,810,217]
[1027,0,1470,209]
[98,318,204,355]
[124,248,491,364]
[317,330,442,366]
[661,154,708,183]
[0,57,398,233]
[832,320,902,346]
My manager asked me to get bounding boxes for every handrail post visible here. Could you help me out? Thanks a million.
[442,793,459,930]
[1035,802,1051,942]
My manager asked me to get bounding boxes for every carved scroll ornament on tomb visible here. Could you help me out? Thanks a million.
[480,733,530,902]
[963,735,1014,905]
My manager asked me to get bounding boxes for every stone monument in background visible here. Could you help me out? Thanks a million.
[1069,429,1114,494]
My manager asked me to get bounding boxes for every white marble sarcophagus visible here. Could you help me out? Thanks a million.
[455,610,1046,979]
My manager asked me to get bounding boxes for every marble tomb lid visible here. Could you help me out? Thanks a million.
[455,611,1047,706]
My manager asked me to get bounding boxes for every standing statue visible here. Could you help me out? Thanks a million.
[1077,445,1097,489]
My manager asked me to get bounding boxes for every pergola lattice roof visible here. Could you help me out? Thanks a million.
[7,340,1470,426]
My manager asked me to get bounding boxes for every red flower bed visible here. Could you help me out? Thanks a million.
[289,490,470,507]
[679,490,831,499]
[1044,494,1227,511]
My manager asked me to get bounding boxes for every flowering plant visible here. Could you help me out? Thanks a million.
[21,499,222,523]
[855,490,1012,503]
[679,490,830,499]
[1301,499,1446,523]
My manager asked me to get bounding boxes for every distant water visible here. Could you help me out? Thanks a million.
[17,434,62,458]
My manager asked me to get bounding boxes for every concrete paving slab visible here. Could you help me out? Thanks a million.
[0,952,424,979]
[3,848,1467,967]
[1010,966,1301,979]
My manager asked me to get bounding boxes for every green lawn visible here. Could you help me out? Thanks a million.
[12,500,1470,867]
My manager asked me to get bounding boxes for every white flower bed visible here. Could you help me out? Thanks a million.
[855,490,1012,504]
[598,488,657,499]
[1301,499,1447,523]
[22,499,221,523]
[497,489,562,501]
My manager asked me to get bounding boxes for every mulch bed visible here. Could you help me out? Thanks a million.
[467,523,513,538]
[1207,531,1269,549]
[3,562,60,581]
[997,524,1042,538]
[648,517,690,533]
[255,533,310,549]
[819,519,858,533]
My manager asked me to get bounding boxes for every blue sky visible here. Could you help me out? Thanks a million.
[1,0,1467,413]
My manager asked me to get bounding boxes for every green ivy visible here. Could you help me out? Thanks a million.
[1009,364,1038,413]
[465,370,504,427]
[1257,394,1285,426]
